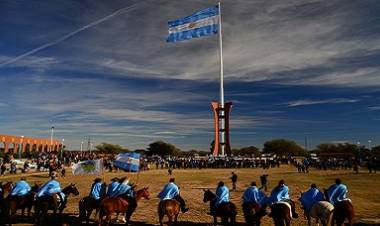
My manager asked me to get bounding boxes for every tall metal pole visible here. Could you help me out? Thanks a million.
[19,135,24,160]
[80,140,84,152]
[218,2,225,157]
[50,126,54,152]
[61,138,64,160]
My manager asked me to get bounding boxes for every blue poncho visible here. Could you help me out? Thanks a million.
[10,180,31,196]
[90,182,106,200]
[215,185,229,206]
[158,182,179,200]
[242,186,267,207]
[107,181,120,197]
[268,185,290,204]
[327,184,348,205]
[299,188,324,213]
[37,179,65,199]
[115,183,133,197]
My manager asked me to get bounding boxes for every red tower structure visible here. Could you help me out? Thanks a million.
[211,101,232,156]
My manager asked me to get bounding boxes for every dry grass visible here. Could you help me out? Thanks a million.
[2,165,380,225]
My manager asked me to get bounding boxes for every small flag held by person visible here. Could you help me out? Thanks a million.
[72,159,103,175]
[113,152,140,172]
[167,5,219,42]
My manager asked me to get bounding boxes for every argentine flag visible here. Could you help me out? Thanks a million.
[167,5,219,42]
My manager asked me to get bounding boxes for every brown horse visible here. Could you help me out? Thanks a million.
[34,183,80,225]
[324,189,355,226]
[158,199,180,226]
[203,189,236,226]
[270,202,292,226]
[98,187,150,226]
[242,202,266,226]
[5,183,40,225]
[0,182,13,216]
[79,196,102,225]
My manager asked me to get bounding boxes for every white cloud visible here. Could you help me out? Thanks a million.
[286,98,359,107]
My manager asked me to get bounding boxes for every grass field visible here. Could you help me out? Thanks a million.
[2,165,380,225]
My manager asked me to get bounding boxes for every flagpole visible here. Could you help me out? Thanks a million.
[218,2,225,157]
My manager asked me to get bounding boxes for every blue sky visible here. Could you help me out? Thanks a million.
[0,0,379,151]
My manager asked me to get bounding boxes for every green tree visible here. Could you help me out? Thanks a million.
[232,146,261,156]
[95,142,127,154]
[263,139,307,156]
[316,143,358,154]
[147,141,180,156]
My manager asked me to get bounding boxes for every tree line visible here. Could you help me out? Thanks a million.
[94,139,380,157]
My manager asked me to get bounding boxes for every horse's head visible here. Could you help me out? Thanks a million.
[31,183,41,192]
[2,181,13,193]
[141,187,150,200]
[64,183,80,196]
[203,189,215,203]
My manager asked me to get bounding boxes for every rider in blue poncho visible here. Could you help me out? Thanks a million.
[268,179,298,218]
[158,178,189,213]
[106,177,120,197]
[299,183,324,213]
[242,181,268,217]
[327,178,349,205]
[89,178,106,201]
[9,177,31,197]
[209,181,229,214]
[36,171,65,207]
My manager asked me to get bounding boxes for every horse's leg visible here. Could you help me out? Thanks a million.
[221,217,228,226]
[86,208,93,225]
[168,214,173,226]
[307,215,311,226]
[213,216,218,226]
[159,213,163,226]
[174,214,178,226]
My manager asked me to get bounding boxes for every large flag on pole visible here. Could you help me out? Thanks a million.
[167,5,219,42]
[72,159,103,175]
[113,152,140,172]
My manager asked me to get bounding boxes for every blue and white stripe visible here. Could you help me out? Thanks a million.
[167,5,219,42]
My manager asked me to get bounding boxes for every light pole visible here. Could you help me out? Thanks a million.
[19,136,24,160]
[368,140,372,150]
[80,140,84,152]
[61,138,64,160]
[90,143,93,155]
[50,126,55,152]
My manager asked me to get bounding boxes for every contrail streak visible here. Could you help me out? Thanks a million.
[0,3,138,67]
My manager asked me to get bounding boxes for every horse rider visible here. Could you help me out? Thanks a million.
[299,183,324,214]
[242,181,268,216]
[106,177,120,197]
[158,178,189,213]
[36,171,66,208]
[209,181,230,215]
[89,178,106,202]
[326,178,349,205]
[267,179,298,218]
[9,177,31,197]
[114,177,135,198]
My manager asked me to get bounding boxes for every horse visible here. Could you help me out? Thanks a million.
[158,199,180,226]
[98,187,150,226]
[242,202,266,226]
[203,189,236,226]
[79,196,102,225]
[0,182,13,216]
[34,183,80,225]
[324,189,355,226]
[5,183,40,225]
[270,202,292,226]
[302,201,334,226]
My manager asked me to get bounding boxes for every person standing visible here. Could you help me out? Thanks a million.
[230,172,238,191]
[260,174,268,192]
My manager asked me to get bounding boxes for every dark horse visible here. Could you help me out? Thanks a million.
[270,202,292,226]
[203,189,236,226]
[34,183,80,225]
[324,189,354,226]
[79,195,103,225]
[0,182,13,215]
[98,187,150,226]
[158,199,180,226]
[5,183,40,225]
[242,202,266,226]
